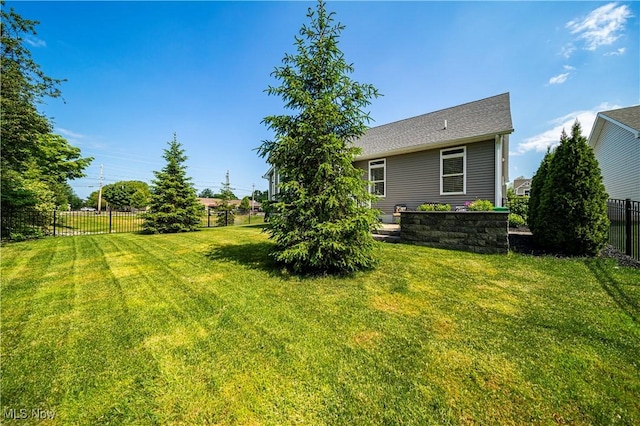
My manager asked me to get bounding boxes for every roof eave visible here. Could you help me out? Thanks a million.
[354,129,514,162]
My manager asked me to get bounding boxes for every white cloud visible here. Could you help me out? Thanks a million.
[25,36,46,48]
[604,47,626,56]
[561,43,577,58]
[548,72,570,85]
[514,103,620,155]
[56,128,86,139]
[566,3,632,51]
[563,65,576,71]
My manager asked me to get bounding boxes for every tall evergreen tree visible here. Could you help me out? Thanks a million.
[142,134,202,233]
[528,148,554,236]
[533,121,609,255]
[258,0,380,274]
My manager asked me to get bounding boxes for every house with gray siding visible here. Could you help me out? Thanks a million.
[264,93,513,223]
[588,105,640,202]
[513,177,532,196]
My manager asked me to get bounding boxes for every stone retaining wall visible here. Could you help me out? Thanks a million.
[400,211,509,254]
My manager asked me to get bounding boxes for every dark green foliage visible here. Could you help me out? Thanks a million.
[528,149,554,235]
[531,121,609,255]
[258,0,380,275]
[142,135,203,233]
[252,190,269,203]
[102,180,150,211]
[198,188,215,198]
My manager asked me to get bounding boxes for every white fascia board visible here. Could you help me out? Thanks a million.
[262,165,275,180]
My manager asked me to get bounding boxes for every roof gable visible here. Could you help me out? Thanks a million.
[353,93,513,160]
[601,105,640,134]
[589,105,640,146]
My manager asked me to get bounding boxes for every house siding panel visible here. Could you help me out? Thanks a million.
[594,121,640,201]
[356,140,496,216]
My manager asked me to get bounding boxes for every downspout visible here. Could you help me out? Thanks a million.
[495,135,503,207]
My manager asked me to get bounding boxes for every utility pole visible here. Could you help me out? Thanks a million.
[97,165,104,214]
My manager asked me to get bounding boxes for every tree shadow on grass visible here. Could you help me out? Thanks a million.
[587,260,640,324]
[205,241,285,277]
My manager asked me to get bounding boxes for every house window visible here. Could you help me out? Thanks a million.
[369,159,386,197]
[441,147,466,195]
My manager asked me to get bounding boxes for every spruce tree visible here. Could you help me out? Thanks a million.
[142,134,202,233]
[258,0,380,274]
[534,121,609,255]
[216,172,236,227]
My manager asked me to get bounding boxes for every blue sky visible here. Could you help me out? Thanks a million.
[8,1,639,199]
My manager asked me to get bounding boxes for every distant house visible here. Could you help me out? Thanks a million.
[264,93,513,223]
[197,197,262,212]
[197,198,222,210]
[513,177,532,196]
[588,105,640,201]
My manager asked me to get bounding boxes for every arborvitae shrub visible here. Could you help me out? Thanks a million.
[531,121,609,255]
[528,149,554,236]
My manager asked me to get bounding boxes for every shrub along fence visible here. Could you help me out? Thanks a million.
[1,209,262,241]
[607,199,640,261]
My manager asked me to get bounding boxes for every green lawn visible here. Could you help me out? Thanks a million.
[1,226,639,425]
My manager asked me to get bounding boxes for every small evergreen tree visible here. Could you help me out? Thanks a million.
[258,0,380,274]
[142,134,202,233]
[533,121,609,255]
[216,172,236,227]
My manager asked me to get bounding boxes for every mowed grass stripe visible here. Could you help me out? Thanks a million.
[1,237,84,412]
[1,227,639,424]
[54,235,162,425]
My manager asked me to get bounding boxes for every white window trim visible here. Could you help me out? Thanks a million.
[440,146,466,195]
[368,158,386,198]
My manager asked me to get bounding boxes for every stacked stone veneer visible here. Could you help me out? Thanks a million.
[400,211,509,254]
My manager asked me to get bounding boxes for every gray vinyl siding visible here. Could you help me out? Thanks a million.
[355,140,496,215]
[593,121,640,201]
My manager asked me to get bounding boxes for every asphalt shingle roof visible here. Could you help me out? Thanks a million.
[353,93,513,160]
[601,105,640,133]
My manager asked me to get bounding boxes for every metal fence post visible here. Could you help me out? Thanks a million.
[53,209,57,237]
[625,198,632,257]
[109,209,113,233]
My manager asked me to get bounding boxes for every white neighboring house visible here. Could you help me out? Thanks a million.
[512,177,531,196]
[588,105,640,202]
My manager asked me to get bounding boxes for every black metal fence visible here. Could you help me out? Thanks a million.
[607,199,640,261]
[1,209,262,241]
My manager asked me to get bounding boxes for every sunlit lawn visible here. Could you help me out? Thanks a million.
[1,226,639,424]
